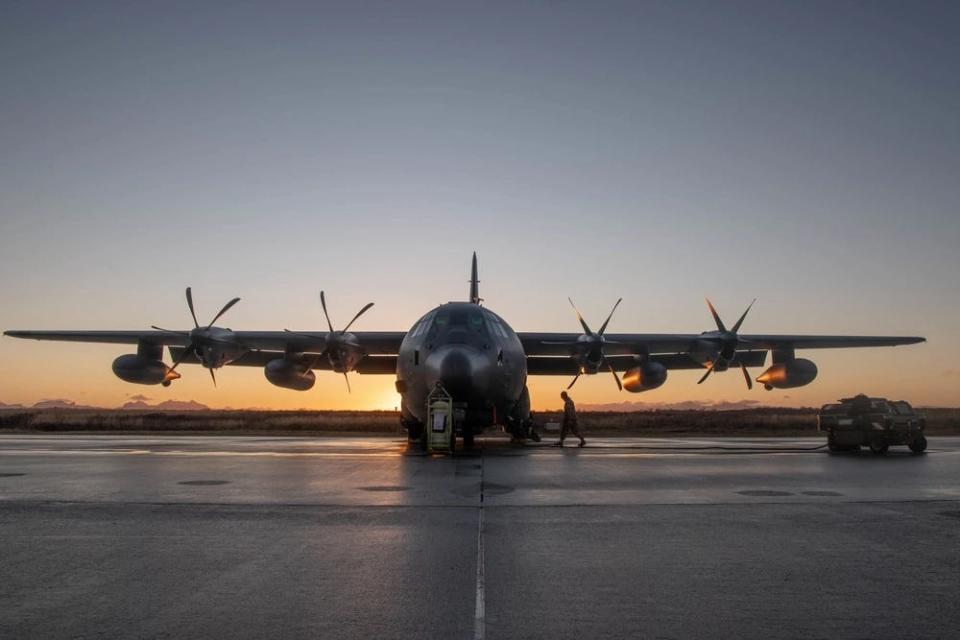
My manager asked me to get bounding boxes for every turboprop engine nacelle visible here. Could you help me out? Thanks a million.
[112,354,180,386]
[264,359,316,391]
[756,358,818,390]
[622,360,668,393]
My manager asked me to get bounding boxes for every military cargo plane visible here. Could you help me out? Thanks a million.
[4,254,924,445]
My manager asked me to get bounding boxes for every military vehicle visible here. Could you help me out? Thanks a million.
[818,394,927,454]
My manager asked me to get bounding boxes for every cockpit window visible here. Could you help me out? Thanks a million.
[410,312,434,338]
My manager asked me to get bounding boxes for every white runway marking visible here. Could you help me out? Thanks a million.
[474,456,486,640]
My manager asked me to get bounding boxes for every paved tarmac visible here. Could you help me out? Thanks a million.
[2,435,959,639]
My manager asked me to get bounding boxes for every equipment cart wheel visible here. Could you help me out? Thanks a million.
[869,436,889,455]
[909,434,928,453]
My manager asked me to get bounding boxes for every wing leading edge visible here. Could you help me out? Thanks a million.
[4,330,407,354]
[519,333,924,357]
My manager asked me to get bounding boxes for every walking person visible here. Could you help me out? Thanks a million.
[558,390,586,447]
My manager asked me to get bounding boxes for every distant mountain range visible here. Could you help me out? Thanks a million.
[120,399,210,411]
[579,399,766,412]
[0,399,210,411]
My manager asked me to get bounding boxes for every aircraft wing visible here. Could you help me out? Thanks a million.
[518,333,924,356]
[4,330,407,355]
[526,351,770,375]
[168,347,398,374]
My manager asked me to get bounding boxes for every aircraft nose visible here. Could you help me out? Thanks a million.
[425,347,491,399]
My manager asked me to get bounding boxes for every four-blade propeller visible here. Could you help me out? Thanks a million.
[285,291,374,393]
[697,298,756,389]
[151,287,241,387]
[545,297,624,391]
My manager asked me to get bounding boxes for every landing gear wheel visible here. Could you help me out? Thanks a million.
[463,430,475,450]
[406,423,425,447]
[909,434,928,453]
[869,436,889,455]
[507,418,528,443]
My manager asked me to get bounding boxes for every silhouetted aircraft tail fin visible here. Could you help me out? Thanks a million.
[469,252,481,305]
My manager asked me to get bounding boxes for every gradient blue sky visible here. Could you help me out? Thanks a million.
[1,1,957,409]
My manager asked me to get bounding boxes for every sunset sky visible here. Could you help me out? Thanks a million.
[1,1,957,411]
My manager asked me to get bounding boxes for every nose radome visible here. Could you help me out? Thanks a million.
[425,347,492,399]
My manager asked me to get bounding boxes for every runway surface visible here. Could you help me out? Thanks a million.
[2,434,959,639]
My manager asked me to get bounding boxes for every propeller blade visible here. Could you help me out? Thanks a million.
[341,302,374,334]
[697,362,715,384]
[185,287,200,328]
[604,358,623,391]
[207,297,241,329]
[304,349,328,372]
[280,329,329,370]
[567,298,593,336]
[541,340,579,346]
[567,370,582,390]
[208,367,217,387]
[319,291,335,333]
[343,372,351,393]
[705,298,726,333]
[740,361,753,390]
[151,326,190,336]
[598,298,623,335]
[166,342,196,376]
[730,299,756,334]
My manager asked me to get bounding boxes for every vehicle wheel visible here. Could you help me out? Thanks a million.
[827,433,838,452]
[869,436,889,455]
[909,434,928,453]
